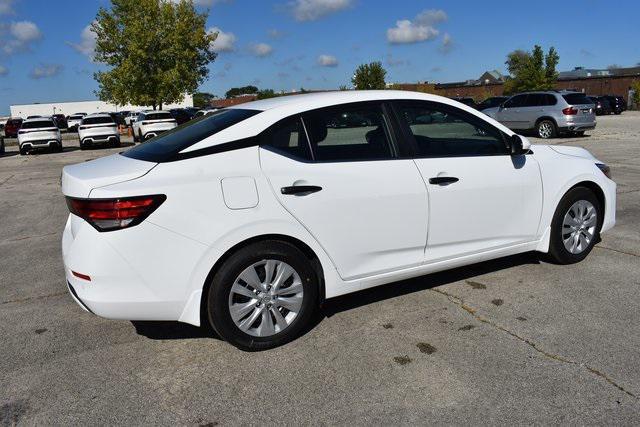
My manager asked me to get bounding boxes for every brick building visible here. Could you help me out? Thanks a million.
[395,67,640,105]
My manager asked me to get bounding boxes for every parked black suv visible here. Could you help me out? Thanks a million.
[603,95,624,114]
[588,96,613,115]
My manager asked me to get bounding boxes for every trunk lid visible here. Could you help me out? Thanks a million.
[61,153,157,198]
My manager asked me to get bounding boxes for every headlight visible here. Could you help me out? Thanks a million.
[596,163,611,179]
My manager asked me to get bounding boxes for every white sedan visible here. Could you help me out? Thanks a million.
[61,91,616,350]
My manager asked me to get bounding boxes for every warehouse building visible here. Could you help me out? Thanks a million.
[9,95,193,119]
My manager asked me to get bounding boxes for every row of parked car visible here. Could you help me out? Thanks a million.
[2,107,219,155]
[452,91,627,139]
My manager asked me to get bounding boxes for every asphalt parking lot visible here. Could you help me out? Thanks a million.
[1,113,639,425]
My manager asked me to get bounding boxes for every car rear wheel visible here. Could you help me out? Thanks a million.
[536,119,556,139]
[207,240,319,351]
[547,187,602,264]
[19,146,27,155]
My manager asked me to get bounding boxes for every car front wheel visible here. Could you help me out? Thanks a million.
[207,241,319,351]
[548,187,602,264]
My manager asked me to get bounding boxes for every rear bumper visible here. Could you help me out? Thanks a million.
[558,123,596,132]
[61,214,206,322]
[80,134,119,145]
[20,139,61,149]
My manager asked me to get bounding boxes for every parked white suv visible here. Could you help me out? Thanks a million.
[18,117,62,155]
[78,114,120,150]
[61,91,615,350]
[67,113,86,132]
[124,111,140,127]
[132,110,177,141]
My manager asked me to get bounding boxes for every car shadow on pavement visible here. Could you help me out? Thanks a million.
[130,252,541,343]
[131,320,219,341]
[320,251,541,318]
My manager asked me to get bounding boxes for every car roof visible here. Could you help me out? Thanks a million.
[183,90,515,153]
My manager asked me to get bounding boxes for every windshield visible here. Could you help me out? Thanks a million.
[21,120,55,129]
[123,108,260,163]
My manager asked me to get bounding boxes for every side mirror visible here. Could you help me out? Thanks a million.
[510,134,531,155]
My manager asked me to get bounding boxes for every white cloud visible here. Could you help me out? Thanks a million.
[30,63,63,79]
[415,9,447,26]
[0,65,7,76]
[0,20,42,54]
[290,0,352,22]
[249,42,273,57]
[67,22,97,58]
[208,27,236,52]
[439,33,453,54]
[317,54,338,67]
[386,9,446,44]
[0,0,14,15]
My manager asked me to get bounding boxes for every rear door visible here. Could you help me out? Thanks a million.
[392,100,543,262]
[260,101,429,280]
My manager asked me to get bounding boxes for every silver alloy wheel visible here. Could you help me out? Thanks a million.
[228,259,304,337]
[562,200,597,254]
[538,121,553,139]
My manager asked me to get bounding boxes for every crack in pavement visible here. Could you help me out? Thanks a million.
[595,245,640,258]
[430,287,639,401]
[4,231,58,243]
[1,291,67,305]
[0,174,15,186]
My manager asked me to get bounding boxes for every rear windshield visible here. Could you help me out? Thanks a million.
[144,112,173,121]
[82,116,114,125]
[123,108,260,162]
[562,93,592,105]
[21,120,55,129]
[69,115,83,120]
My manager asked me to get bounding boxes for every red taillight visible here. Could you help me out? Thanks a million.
[72,271,91,281]
[562,107,579,115]
[65,195,166,232]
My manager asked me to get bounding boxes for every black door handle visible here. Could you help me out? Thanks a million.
[429,177,459,185]
[281,185,323,195]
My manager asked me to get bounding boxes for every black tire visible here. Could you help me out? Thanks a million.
[573,131,585,137]
[19,146,27,155]
[112,138,121,148]
[207,240,319,351]
[547,187,603,264]
[79,141,88,150]
[536,119,557,139]
[55,141,63,153]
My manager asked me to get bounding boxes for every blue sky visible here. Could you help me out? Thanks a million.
[1,0,639,114]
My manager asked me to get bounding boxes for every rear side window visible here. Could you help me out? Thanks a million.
[563,93,592,105]
[524,94,543,107]
[122,108,260,162]
[302,103,395,161]
[21,120,55,129]
[82,116,114,125]
[261,117,312,161]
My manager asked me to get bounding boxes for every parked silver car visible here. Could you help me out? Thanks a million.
[483,91,596,139]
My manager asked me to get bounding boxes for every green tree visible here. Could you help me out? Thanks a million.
[193,92,215,108]
[632,81,640,108]
[93,0,217,110]
[256,89,278,99]
[503,45,559,95]
[225,85,258,98]
[351,61,387,90]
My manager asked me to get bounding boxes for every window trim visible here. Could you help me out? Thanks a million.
[389,100,512,159]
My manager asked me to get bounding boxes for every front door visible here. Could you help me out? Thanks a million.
[393,101,543,262]
[260,102,429,280]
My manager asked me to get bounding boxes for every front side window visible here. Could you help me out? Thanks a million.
[504,95,527,108]
[396,102,508,157]
[302,103,395,161]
